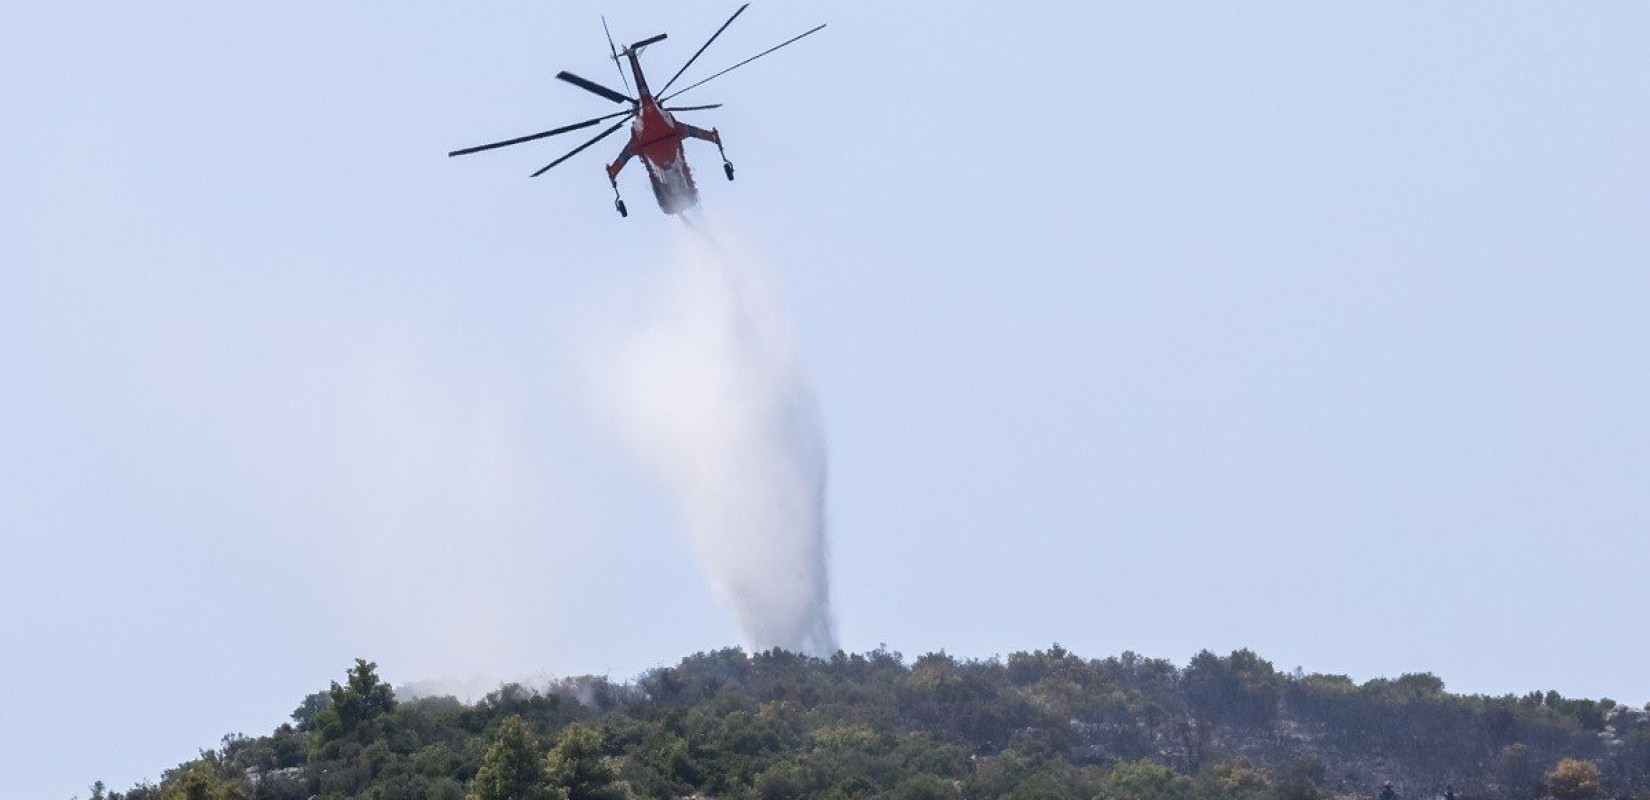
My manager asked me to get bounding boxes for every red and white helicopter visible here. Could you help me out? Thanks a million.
[449,5,825,218]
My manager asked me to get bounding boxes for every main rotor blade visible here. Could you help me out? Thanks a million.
[662,23,826,102]
[556,71,634,104]
[448,109,633,158]
[602,16,633,95]
[530,116,632,177]
[664,104,723,112]
[658,3,749,97]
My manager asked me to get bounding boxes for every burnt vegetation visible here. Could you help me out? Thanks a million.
[94,648,1650,800]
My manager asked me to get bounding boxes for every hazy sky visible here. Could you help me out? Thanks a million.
[3,2,1648,798]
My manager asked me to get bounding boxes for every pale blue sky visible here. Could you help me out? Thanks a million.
[3,2,1648,798]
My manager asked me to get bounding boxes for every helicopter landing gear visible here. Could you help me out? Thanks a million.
[681,124,737,183]
[704,127,734,181]
[610,180,628,218]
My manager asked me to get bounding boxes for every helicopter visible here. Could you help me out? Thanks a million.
[448,5,825,218]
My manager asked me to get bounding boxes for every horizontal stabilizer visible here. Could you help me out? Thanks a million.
[630,33,668,50]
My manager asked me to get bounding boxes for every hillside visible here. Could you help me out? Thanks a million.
[93,647,1649,800]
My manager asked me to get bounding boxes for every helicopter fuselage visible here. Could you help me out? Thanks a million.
[604,48,724,216]
[631,99,698,215]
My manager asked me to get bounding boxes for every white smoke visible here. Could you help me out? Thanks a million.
[593,217,837,656]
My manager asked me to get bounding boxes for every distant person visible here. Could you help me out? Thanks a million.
[1380,782,1397,800]
[1444,786,1457,800]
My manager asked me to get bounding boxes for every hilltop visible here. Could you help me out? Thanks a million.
[91,647,1649,800]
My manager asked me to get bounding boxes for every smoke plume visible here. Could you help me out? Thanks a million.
[597,218,836,656]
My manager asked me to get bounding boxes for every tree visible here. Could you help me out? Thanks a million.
[618,729,701,799]
[1544,759,1602,800]
[157,763,241,800]
[1498,744,1542,800]
[311,659,397,756]
[546,723,630,800]
[290,691,331,731]
[330,658,397,733]
[1274,759,1327,800]
[1198,760,1274,800]
[1101,759,1191,800]
[756,760,813,800]
[468,716,555,800]
[1182,651,1282,729]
